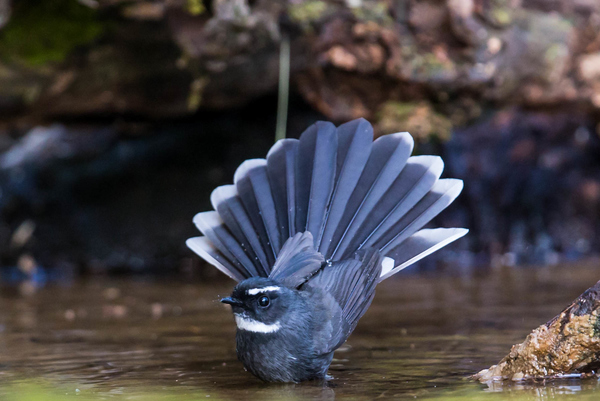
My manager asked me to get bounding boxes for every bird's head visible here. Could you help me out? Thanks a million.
[220,277,297,334]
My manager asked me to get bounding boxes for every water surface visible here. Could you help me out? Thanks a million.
[1,262,600,400]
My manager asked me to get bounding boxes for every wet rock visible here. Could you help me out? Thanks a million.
[475,279,600,381]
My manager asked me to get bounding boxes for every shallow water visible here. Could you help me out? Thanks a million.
[1,262,600,400]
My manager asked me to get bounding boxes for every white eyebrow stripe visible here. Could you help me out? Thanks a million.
[234,315,281,333]
[247,286,281,295]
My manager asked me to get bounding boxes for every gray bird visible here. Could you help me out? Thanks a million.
[187,118,467,382]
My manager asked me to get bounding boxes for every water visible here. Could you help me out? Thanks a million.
[1,262,600,400]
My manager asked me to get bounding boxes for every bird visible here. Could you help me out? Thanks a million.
[186,118,467,382]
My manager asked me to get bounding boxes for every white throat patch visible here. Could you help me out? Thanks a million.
[234,314,281,333]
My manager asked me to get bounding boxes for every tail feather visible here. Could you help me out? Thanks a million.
[380,228,468,281]
[186,236,247,281]
[234,160,277,270]
[317,119,373,255]
[375,178,464,253]
[193,211,260,276]
[326,132,414,259]
[335,156,443,259]
[266,139,299,242]
[210,185,270,274]
[296,121,337,242]
[187,119,467,282]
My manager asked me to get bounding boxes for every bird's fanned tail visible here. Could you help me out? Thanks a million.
[186,118,467,282]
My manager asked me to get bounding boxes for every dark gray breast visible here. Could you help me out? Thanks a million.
[234,288,335,382]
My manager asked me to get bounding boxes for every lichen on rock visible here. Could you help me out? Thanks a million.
[377,101,452,142]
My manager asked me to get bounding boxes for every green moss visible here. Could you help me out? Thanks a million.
[377,101,452,142]
[0,0,104,67]
[288,1,328,24]
[186,0,206,16]
[419,53,447,74]
[351,2,392,25]
[187,77,208,111]
[593,314,600,338]
[513,11,573,83]
[484,0,512,26]
[523,11,573,35]
[382,101,415,116]
[403,51,457,82]
[491,8,511,26]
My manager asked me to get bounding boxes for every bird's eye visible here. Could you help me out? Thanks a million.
[258,295,270,307]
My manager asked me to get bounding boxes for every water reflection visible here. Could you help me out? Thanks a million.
[1,263,600,399]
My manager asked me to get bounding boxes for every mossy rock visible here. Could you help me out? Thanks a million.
[490,0,512,27]
[0,0,104,67]
[350,1,392,25]
[377,101,452,142]
[186,0,207,16]
[288,1,330,25]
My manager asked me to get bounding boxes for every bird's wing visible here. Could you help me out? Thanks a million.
[268,232,324,288]
[303,248,383,354]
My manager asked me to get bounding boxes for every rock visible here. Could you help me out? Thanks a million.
[121,2,166,20]
[0,124,116,170]
[408,1,447,32]
[578,51,600,98]
[324,46,358,71]
[376,101,452,141]
[0,0,598,122]
[488,10,574,101]
[579,52,600,78]
[447,0,487,46]
[474,279,600,381]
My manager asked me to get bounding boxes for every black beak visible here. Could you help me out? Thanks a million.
[220,297,243,307]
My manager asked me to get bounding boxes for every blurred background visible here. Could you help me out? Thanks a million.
[1,0,600,283]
